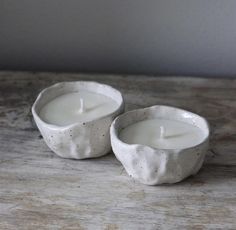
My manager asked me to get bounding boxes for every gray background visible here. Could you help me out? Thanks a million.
[1,0,236,77]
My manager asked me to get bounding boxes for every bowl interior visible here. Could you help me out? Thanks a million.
[33,81,124,122]
[113,105,209,140]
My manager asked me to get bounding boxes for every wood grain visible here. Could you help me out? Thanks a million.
[0,71,236,229]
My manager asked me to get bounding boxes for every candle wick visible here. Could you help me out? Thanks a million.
[79,98,85,113]
[160,126,165,139]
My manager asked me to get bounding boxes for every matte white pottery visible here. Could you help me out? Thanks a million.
[32,81,124,159]
[110,105,209,185]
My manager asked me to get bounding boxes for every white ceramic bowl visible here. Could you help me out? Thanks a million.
[32,81,124,159]
[110,105,209,185]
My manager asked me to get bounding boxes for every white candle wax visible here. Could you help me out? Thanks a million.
[39,91,119,126]
[119,118,206,149]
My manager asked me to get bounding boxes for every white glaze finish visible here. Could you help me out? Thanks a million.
[110,105,210,185]
[32,81,124,159]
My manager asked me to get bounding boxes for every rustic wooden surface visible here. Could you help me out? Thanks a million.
[0,71,236,230]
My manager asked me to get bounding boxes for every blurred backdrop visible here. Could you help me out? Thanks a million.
[1,0,236,77]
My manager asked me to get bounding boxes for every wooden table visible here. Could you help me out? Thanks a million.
[0,71,235,229]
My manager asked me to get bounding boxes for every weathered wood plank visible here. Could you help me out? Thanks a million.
[0,71,236,229]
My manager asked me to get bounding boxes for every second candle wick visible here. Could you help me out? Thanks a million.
[79,98,85,113]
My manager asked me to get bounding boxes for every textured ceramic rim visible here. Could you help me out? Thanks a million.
[32,81,124,130]
[110,105,210,151]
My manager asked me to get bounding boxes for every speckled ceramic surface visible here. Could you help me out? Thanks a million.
[110,105,210,185]
[32,81,124,159]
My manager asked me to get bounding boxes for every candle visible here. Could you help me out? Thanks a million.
[119,119,206,149]
[32,81,124,159]
[39,91,119,126]
[110,105,209,185]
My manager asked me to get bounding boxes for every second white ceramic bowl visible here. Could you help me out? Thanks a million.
[110,105,209,185]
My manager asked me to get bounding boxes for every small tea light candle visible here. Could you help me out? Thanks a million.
[110,105,209,185]
[119,119,205,149]
[32,81,124,159]
[39,91,120,126]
